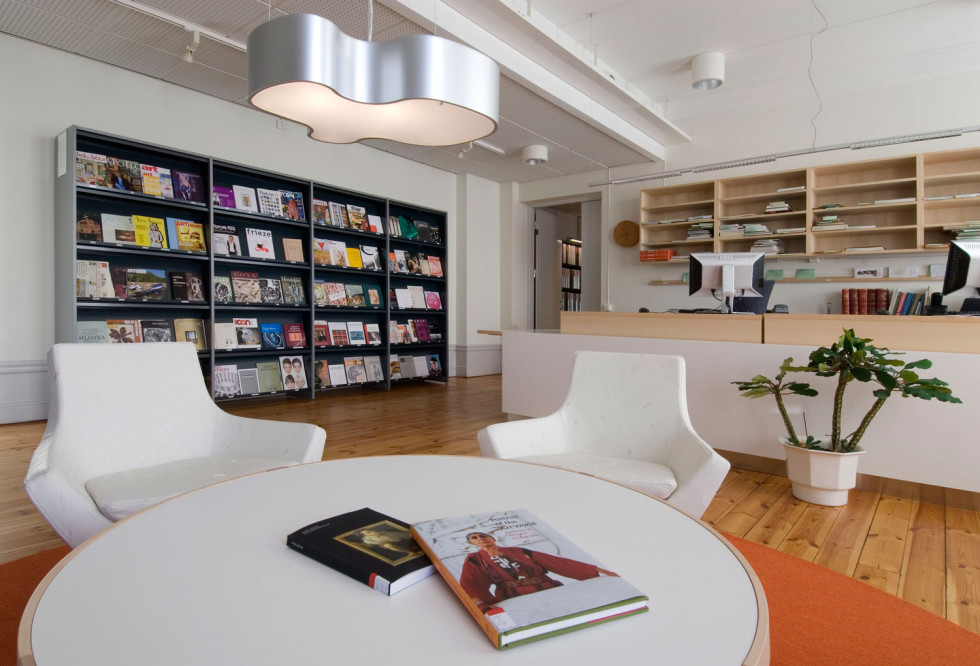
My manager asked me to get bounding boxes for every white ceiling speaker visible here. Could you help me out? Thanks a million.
[692,52,725,90]
[522,144,548,166]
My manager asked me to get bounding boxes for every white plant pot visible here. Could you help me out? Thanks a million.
[781,441,866,506]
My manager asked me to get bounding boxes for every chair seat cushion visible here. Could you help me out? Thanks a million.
[514,453,678,499]
[85,457,298,522]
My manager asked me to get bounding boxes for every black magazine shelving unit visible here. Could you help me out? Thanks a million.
[56,126,449,403]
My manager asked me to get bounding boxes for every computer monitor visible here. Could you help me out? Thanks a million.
[733,279,775,314]
[689,252,765,313]
[942,240,980,298]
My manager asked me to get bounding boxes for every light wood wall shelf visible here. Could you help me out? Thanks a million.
[639,147,980,263]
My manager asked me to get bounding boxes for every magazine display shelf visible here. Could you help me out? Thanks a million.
[56,126,450,405]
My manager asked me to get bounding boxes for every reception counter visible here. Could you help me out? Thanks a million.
[502,313,980,496]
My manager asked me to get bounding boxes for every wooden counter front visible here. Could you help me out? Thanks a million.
[763,314,980,354]
[561,311,762,343]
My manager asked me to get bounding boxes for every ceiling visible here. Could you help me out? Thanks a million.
[2,0,977,183]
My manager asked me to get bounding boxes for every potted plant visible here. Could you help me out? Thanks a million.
[733,329,961,505]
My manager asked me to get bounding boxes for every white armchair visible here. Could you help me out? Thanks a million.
[25,343,326,547]
[477,351,729,518]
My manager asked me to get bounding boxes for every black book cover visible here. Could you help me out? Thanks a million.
[286,507,434,595]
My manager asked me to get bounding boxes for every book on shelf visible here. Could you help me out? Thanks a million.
[169,319,205,350]
[388,356,402,380]
[344,356,368,384]
[117,159,143,192]
[212,364,242,398]
[132,215,168,249]
[230,271,261,303]
[76,260,114,299]
[328,202,346,228]
[126,268,168,301]
[367,214,383,234]
[257,188,283,217]
[76,320,110,344]
[256,361,284,393]
[394,249,409,273]
[233,185,259,212]
[413,319,431,343]
[365,285,383,307]
[346,321,367,346]
[106,319,140,343]
[258,278,284,305]
[410,508,647,649]
[312,199,329,226]
[339,205,351,228]
[387,215,400,236]
[414,220,433,243]
[75,151,108,187]
[400,322,415,343]
[346,204,369,231]
[408,285,427,309]
[238,367,260,395]
[213,276,233,304]
[406,253,423,275]
[419,256,431,276]
[394,288,413,310]
[346,247,364,269]
[313,320,329,347]
[327,363,348,386]
[344,284,366,307]
[326,282,348,306]
[313,359,331,389]
[281,276,306,305]
[844,246,886,253]
[427,256,444,277]
[364,322,382,345]
[282,238,305,263]
[424,291,443,310]
[213,322,238,350]
[412,355,429,378]
[246,227,276,260]
[389,320,402,344]
[312,239,330,266]
[279,355,308,391]
[168,271,204,302]
[313,279,329,306]
[363,355,385,382]
[428,321,443,342]
[76,211,102,242]
[397,355,416,379]
[359,245,382,270]
[284,323,307,349]
[281,191,306,220]
[139,164,164,196]
[99,213,136,245]
[328,240,349,267]
[213,224,241,256]
[398,215,418,239]
[172,170,205,203]
[427,354,443,377]
[328,321,349,346]
[234,318,262,349]
[165,217,206,253]
[212,186,236,208]
[260,322,285,350]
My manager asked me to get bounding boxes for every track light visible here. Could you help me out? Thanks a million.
[522,144,548,166]
[692,52,725,90]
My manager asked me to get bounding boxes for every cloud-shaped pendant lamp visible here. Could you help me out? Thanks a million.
[247,13,500,146]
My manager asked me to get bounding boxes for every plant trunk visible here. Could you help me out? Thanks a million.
[846,397,888,452]
[831,372,849,452]
[774,390,799,444]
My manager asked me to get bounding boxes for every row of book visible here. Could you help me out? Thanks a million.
[213,224,306,262]
[386,214,442,244]
[212,352,445,398]
[213,184,307,221]
[77,260,205,302]
[840,287,932,315]
[75,151,206,203]
[561,267,581,290]
[561,291,582,311]
[639,248,676,262]
[217,272,307,306]
[77,318,206,345]
[311,238,384,271]
[561,241,581,266]
[389,318,443,344]
[77,211,206,253]
[310,200,379,232]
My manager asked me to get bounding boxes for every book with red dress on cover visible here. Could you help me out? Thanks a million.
[410,509,647,650]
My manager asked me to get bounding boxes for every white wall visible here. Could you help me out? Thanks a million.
[0,33,477,421]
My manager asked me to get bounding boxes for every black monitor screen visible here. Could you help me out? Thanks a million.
[942,240,980,296]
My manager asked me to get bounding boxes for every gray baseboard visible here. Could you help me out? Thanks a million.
[0,360,48,424]
[452,343,502,377]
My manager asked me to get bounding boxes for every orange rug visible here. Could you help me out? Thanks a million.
[3,540,979,665]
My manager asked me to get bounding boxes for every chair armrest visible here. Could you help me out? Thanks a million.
[664,428,730,518]
[478,414,567,459]
[211,413,326,463]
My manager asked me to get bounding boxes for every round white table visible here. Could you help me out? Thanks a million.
[20,456,769,665]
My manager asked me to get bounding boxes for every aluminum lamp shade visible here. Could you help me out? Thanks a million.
[247,13,500,146]
[692,52,725,90]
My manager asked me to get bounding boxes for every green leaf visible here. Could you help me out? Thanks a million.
[905,359,932,370]
[851,367,872,382]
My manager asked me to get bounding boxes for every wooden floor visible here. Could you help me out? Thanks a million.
[2,374,978,635]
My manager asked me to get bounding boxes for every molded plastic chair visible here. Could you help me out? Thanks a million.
[477,351,729,518]
[25,343,326,547]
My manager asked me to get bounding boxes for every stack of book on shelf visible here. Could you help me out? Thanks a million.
[639,248,677,262]
[743,223,771,236]
[750,238,784,254]
[776,226,807,234]
[684,222,713,240]
[813,215,845,231]
[765,201,792,213]
[410,509,648,650]
[948,223,980,241]
[718,223,745,238]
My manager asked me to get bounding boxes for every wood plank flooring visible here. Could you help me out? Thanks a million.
[1,374,978,635]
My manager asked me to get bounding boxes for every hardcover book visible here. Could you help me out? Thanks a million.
[100,213,136,245]
[359,245,382,270]
[256,361,284,393]
[282,238,305,263]
[328,321,350,346]
[313,279,329,306]
[213,322,238,350]
[344,284,366,307]
[388,356,402,380]
[234,317,262,349]
[286,508,434,596]
[257,188,283,217]
[328,240,349,267]
[260,322,285,350]
[365,286,382,307]
[327,363,348,386]
[427,353,443,377]
[281,276,307,305]
[326,282,348,306]
[328,201,346,228]
[398,355,417,379]
[212,186,236,208]
[364,322,382,345]
[132,215,168,249]
[279,355,307,391]
[126,268,168,300]
[284,323,307,349]
[312,239,330,266]
[346,204,369,231]
[230,271,261,303]
[76,211,102,242]
[411,509,648,649]
[424,291,443,310]
[344,356,368,383]
[212,364,241,398]
[313,320,330,347]
[106,319,140,343]
[313,359,331,389]
[185,273,205,302]
[138,319,173,343]
[172,170,205,203]
[408,285,427,309]
[345,247,363,269]
[246,227,276,260]
[427,256,444,277]
[233,185,259,212]
[238,367,260,395]
[363,355,385,382]
[213,276,233,304]
[259,278,284,305]
[367,214,383,234]
[213,224,241,256]
[346,321,366,346]
[414,219,433,243]
[172,318,207,350]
